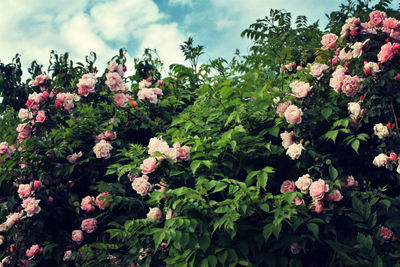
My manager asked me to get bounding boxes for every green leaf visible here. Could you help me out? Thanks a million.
[208,255,218,267]
[351,140,360,153]
[329,165,338,180]
[198,235,211,252]
[321,108,332,120]
[190,160,201,175]
[307,223,319,238]
[257,171,268,190]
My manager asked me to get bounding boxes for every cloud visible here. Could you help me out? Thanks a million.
[169,0,193,7]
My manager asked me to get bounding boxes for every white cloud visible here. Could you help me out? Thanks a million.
[169,0,193,7]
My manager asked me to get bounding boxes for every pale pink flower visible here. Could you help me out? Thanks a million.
[103,131,117,140]
[16,123,32,141]
[63,250,72,262]
[56,93,67,103]
[380,226,393,241]
[77,73,96,96]
[374,123,389,139]
[351,42,364,58]
[5,212,22,227]
[321,33,338,50]
[295,174,312,194]
[276,101,291,115]
[280,131,294,149]
[18,184,32,199]
[140,157,157,174]
[35,110,46,123]
[137,87,162,104]
[138,79,151,88]
[93,140,113,159]
[113,93,130,107]
[368,10,387,28]
[341,75,360,97]
[280,180,296,193]
[286,143,304,160]
[107,61,124,77]
[310,63,329,79]
[378,43,394,63]
[106,72,123,91]
[290,243,301,254]
[173,142,191,161]
[342,175,358,188]
[309,179,329,200]
[364,62,380,75]
[146,207,162,221]
[81,196,95,212]
[132,177,152,196]
[67,151,83,163]
[148,137,170,160]
[383,18,400,40]
[81,218,98,233]
[26,244,40,259]
[325,189,343,202]
[293,197,305,206]
[0,142,12,158]
[329,66,346,92]
[32,74,50,87]
[312,201,324,213]
[338,48,353,61]
[18,109,33,120]
[95,191,110,209]
[290,81,312,98]
[72,230,84,244]
[28,92,45,104]
[22,197,41,217]
[341,17,360,38]
[373,153,389,167]
[284,105,303,124]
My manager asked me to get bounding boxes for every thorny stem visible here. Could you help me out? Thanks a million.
[390,102,399,135]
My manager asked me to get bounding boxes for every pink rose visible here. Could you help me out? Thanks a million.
[373,153,389,167]
[113,93,130,107]
[309,179,329,200]
[310,63,329,79]
[280,131,294,149]
[280,180,296,193]
[341,75,360,97]
[18,108,32,120]
[146,207,162,221]
[105,72,123,91]
[293,197,305,206]
[72,230,84,244]
[16,123,32,141]
[338,49,353,61]
[290,81,312,98]
[378,43,394,63]
[325,189,343,202]
[173,142,191,161]
[63,250,72,262]
[33,180,42,189]
[103,131,117,140]
[284,105,303,124]
[295,174,313,194]
[107,61,124,77]
[0,142,12,158]
[140,157,157,174]
[132,176,152,196]
[276,101,291,115]
[56,93,67,103]
[341,17,360,38]
[290,243,301,254]
[81,196,95,212]
[312,201,324,214]
[18,184,32,198]
[81,218,98,233]
[93,140,113,159]
[148,137,171,155]
[26,244,40,259]
[369,10,387,28]
[77,73,96,96]
[342,175,358,188]
[66,151,83,164]
[380,226,393,241]
[321,33,338,50]
[32,74,50,86]
[5,212,22,227]
[95,191,111,210]
[330,66,346,92]
[383,18,400,40]
[137,88,162,104]
[35,110,46,123]
[21,197,41,217]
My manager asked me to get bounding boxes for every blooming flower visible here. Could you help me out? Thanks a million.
[280,131,294,149]
[147,207,162,221]
[284,105,303,124]
[26,244,40,259]
[290,81,312,98]
[325,189,343,202]
[295,174,313,194]
[310,63,329,79]
[280,180,296,193]
[341,75,361,97]
[93,140,113,159]
[35,110,46,123]
[140,157,157,174]
[321,33,338,50]
[81,196,95,212]
[330,66,346,93]
[95,191,111,210]
[22,197,41,217]
[378,43,394,63]
[374,123,389,139]
[113,93,131,107]
[276,101,291,115]
[81,218,98,233]
[380,226,393,241]
[105,72,123,91]
[173,142,191,161]
[286,143,304,160]
[132,176,152,196]
[18,184,32,199]
[309,179,329,200]
[373,153,389,167]
[72,230,84,244]
[66,151,83,163]
[77,73,96,96]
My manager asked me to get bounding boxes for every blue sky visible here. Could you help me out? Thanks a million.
[0,0,395,76]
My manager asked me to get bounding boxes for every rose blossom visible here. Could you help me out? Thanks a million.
[28,92,45,104]
[374,123,389,139]
[16,123,32,141]
[378,43,394,63]
[81,218,98,233]
[380,226,393,241]
[139,79,151,88]
[173,142,191,161]
[383,18,400,40]
[33,180,42,189]
[293,197,305,206]
[280,131,294,149]
[310,63,329,79]
[113,93,130,107]
[67,151,83,163]
[341,75,360,97]
[81,196,95,212]
[95,191,110,209]
[373,153,389,167]
[286,143,304,160]
[166,209,178,220]
[348,102,361,118]
[290,81,312,98]
[140,157,157,174]
[280,180,296,193]
[35,110,46,123]
[369,10,387,28]
[132,176,152,196]
[93,140,113,159]
[321,33,338,50]
[276,101,291,115]
[312,201,324,214]
[5,212,22,228]
[72,230,84,244]
[137,87,162,104]
[77,73,96,96]
[309,179,329,200]
[295,174,313,194]
[330,66,346,93]
[290,243,301,254]
[18,108,33,120]
[21,197,41,217]
[26,244,40,259]
[341,17,360,37]
[341,176,358,189]
[107,61,124,77]
[0,142,12,159]
[18,184,32,199]
[325,189,343,202]
[63,250,72,262]
[32,74,50,87]
[364,62,380,75]
[284,105,303,124]
[351,41,364,58]
[105,72,123,91]
[146,207,162,221]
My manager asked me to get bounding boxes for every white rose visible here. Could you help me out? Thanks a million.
[286,143,304,160]
[373,123,389,139]
[372,153,388,167]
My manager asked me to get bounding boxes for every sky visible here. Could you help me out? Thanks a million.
[0,0,397,77]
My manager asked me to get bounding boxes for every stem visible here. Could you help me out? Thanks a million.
[390,102,399,135]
